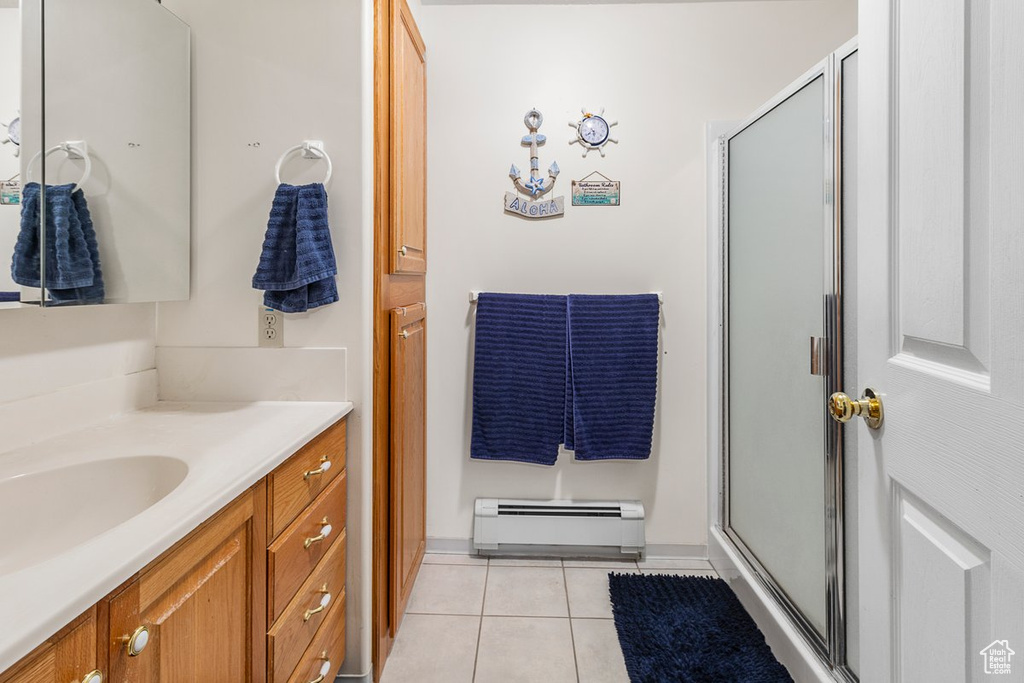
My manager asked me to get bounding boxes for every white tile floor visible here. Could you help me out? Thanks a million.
[379,554,718,683]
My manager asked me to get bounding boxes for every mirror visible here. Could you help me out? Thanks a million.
[0,0,38,307]
[1,0,190,309]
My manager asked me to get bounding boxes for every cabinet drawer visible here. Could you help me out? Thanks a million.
[268,532,347,682]
[285,592,346,683]
[269,418,347,540]
[269,470,347,620]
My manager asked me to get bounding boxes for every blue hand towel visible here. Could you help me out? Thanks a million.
[471,293,568,465]
[252,183,338,313]
[11,182,105,305]
[565,294,660,460]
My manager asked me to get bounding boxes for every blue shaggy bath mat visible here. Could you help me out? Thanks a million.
[608,574,793,682]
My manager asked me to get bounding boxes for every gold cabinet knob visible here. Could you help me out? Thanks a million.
[81,670,103,683]
[303,455,332,480]
[308,652,331,683]
[828,388,883,429]
[304,518,333,549]
[124,625,150,657]
[303,584,332,622]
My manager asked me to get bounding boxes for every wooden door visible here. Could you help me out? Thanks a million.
[390,1,426,275]
[108,492,263,683]
[390,303,427,627]
[372,0,427,679]
[858,1,1024,681]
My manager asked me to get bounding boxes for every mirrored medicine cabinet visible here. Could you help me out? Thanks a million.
[0,0,190,310]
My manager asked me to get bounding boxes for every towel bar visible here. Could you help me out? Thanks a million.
[468,290,663,304]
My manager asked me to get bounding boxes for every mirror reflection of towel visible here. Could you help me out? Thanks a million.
[252,183,338,314]
[10,182,105,305]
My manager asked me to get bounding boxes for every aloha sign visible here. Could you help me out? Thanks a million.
[504,193,564,218]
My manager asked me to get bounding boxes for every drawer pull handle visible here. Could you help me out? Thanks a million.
[303,585,333,621]
[81,670,104,683]
[308,653,331,683]
[304,456,332,480]
[122,625,150,657]
[304,518,333,549]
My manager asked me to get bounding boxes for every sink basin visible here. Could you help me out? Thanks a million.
[0,456,188,576]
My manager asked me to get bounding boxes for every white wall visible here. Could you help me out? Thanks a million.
[0,304,157,453]
[154,0,370,674]
[419,0,857,550]
[0,7,19,295]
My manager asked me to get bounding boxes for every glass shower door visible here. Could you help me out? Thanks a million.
[725,69,831,642]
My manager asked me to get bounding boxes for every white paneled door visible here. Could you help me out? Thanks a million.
[859,1,1024,682]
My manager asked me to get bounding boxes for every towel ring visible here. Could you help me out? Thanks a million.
[275,141,332,186]
[26,141,92,191]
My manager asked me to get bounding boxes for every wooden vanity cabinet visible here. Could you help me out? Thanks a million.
[265,419,347,683]
[0,415,347,683]
[107,489,262,683]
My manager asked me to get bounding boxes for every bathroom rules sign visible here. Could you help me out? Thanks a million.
[571,172,620,206]
[504,192,565,219]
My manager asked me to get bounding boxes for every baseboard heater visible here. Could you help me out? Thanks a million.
[473,498,646,556]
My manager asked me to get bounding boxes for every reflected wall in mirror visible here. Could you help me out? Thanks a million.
[5,0,191,309]
[0,0,42,308]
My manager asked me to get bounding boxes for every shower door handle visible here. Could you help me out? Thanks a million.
[810,337,827,376]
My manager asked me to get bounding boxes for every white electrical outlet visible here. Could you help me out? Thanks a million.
[258,305,283,348]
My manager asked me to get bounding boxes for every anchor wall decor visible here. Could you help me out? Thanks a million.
[504,108,564,219]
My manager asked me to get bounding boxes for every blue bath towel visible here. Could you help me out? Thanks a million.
[252,183,338,313]
[565,294,659,460]
[11,182,105,305]
[471,293,568,465]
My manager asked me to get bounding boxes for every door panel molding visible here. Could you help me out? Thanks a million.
[389,1,426,276]
[389,304,426,628]
[892,0,992,386]
[893,485,991,683]
[895,0,967,348]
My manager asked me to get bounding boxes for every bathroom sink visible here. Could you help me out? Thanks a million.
[0,456,188,576]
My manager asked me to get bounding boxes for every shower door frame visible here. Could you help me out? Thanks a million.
[718,42,857,681]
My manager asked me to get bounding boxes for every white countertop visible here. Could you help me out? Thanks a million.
[0,400,353,673]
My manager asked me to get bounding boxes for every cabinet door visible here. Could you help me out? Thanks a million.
[0,650,55,683]
[389,0,426,275]
[109,491,261,683]
[389,303,426,627]
[0,610,99,683]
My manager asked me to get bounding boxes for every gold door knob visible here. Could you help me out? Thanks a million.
[81,670,103,683]
[828,388,883,429]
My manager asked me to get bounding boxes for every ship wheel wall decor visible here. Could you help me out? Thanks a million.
[569,107,618,158]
